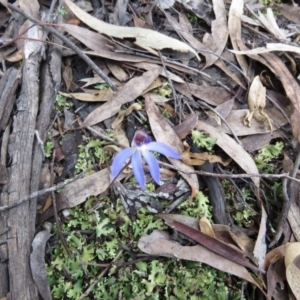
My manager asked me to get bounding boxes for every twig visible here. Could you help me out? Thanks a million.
[269,149,300,247]
[198,100,242,146]
[6,3,117,91]
[0,168,92,212]
[50,150,72,257]
[77,249,124,300]
[158,51,180,113]
[157,160,300,184]
[87,126,125,147]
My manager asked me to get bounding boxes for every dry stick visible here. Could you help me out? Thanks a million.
[77,249,124,300]
[50,150,72,257]
[157,160,300,183]
[269,149,300,247]
[6,3,117,92]
[87,126,125,148]
[0,168,91,212]
[0,161,298,213]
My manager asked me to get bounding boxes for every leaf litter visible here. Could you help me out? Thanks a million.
[4,0,300,298]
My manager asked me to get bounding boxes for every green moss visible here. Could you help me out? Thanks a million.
[47,197,246,299]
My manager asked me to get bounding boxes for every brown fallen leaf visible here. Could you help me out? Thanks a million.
[288,202,300,241]
[132,62,185,83]
[253,205,268,268]
[142,77,163,95]
[261,53,300,143]
[228,0,248,74]
[81,67,162,127]
[231,43,300,56]
[206,98,235,127]
[202,0,228,67]
[59,89,114,102]
[241,131,286,152]
[64,0,200,60]
[285,243,300,299]
[248,8,286,40]
[275,3,300,25]
[267,257,287,300]
[199,217,215,237]
[106,61,128,82]
[61,24,147,63]
[174,82,231,106]
[222,108,287,136]
[38,168,126,222]
[30,225,52,300]
[173,113,198,140]
[196,120,260,187]
[111,103,142,129]
[145,95,199,197]
[181,141,231,166]
[160,216,260,271]
[138,230,266,295]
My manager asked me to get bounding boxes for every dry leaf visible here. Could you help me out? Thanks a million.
[199,217,215,237]
[39,169,126,222]
[174,82,231,106]
[285,243,300,299]
[231,43,300,56]
[111,103,142,129]
[61,24,147,63]
[113,126,130,148]
[30,225,52,300]
[82,67,162,127]
[132,62,185,83]
[142,77,163,94]
[243,76,273,134]
[160,216,260,271]
[222,108,287,136]
[206,98,234,127]
[59,89,114,102]
[202,0,228,67]
[267,258,286,300]
[196,120,260,187]
[253,205,268,268]
[261,53,300,143]
[173,113,198,140]
[106,61,129,82]
[288,202,300,241]
[228,0,248,74]
[248,7,286,39]
[145,95,199,197]
[214,59,246,88]
[275,3,300,25]
[181,141,231,166]
[64,0,200,60]
[138,230,266,295]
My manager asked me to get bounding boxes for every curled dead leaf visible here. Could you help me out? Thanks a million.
[181,141,231,166]
[243,76,273,134]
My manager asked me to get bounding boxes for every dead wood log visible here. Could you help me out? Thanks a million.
[2,47,42,300]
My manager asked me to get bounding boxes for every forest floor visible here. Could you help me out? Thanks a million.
[1,0,300,299]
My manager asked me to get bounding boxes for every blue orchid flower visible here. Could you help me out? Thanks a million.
[111,130,181,188]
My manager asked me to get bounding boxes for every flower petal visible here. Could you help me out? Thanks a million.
[141,149,160,184]
[146,142,181,159]
[131,151,145,188]
[111,148,136,177]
